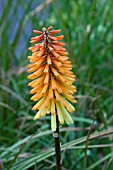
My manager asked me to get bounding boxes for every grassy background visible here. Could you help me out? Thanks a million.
[0,0,113,169]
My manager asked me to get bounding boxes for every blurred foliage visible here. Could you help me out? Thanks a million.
[0,0,113,169]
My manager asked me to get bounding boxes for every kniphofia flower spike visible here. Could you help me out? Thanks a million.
[27,26,77,131]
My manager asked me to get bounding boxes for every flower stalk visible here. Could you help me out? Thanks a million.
[53,114,61,170]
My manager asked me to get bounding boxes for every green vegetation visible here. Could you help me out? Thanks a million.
[0,0,113,169]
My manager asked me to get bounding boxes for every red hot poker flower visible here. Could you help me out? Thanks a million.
[27,26,77,131]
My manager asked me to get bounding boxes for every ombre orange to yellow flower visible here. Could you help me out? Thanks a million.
[27,26,77,131]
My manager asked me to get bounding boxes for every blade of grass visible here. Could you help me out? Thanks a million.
[87,153,113,170]
[0,84,28,105]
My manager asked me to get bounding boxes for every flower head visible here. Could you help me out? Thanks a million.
[27,26,77,131]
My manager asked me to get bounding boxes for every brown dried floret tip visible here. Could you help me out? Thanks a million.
[27,26,77,131]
